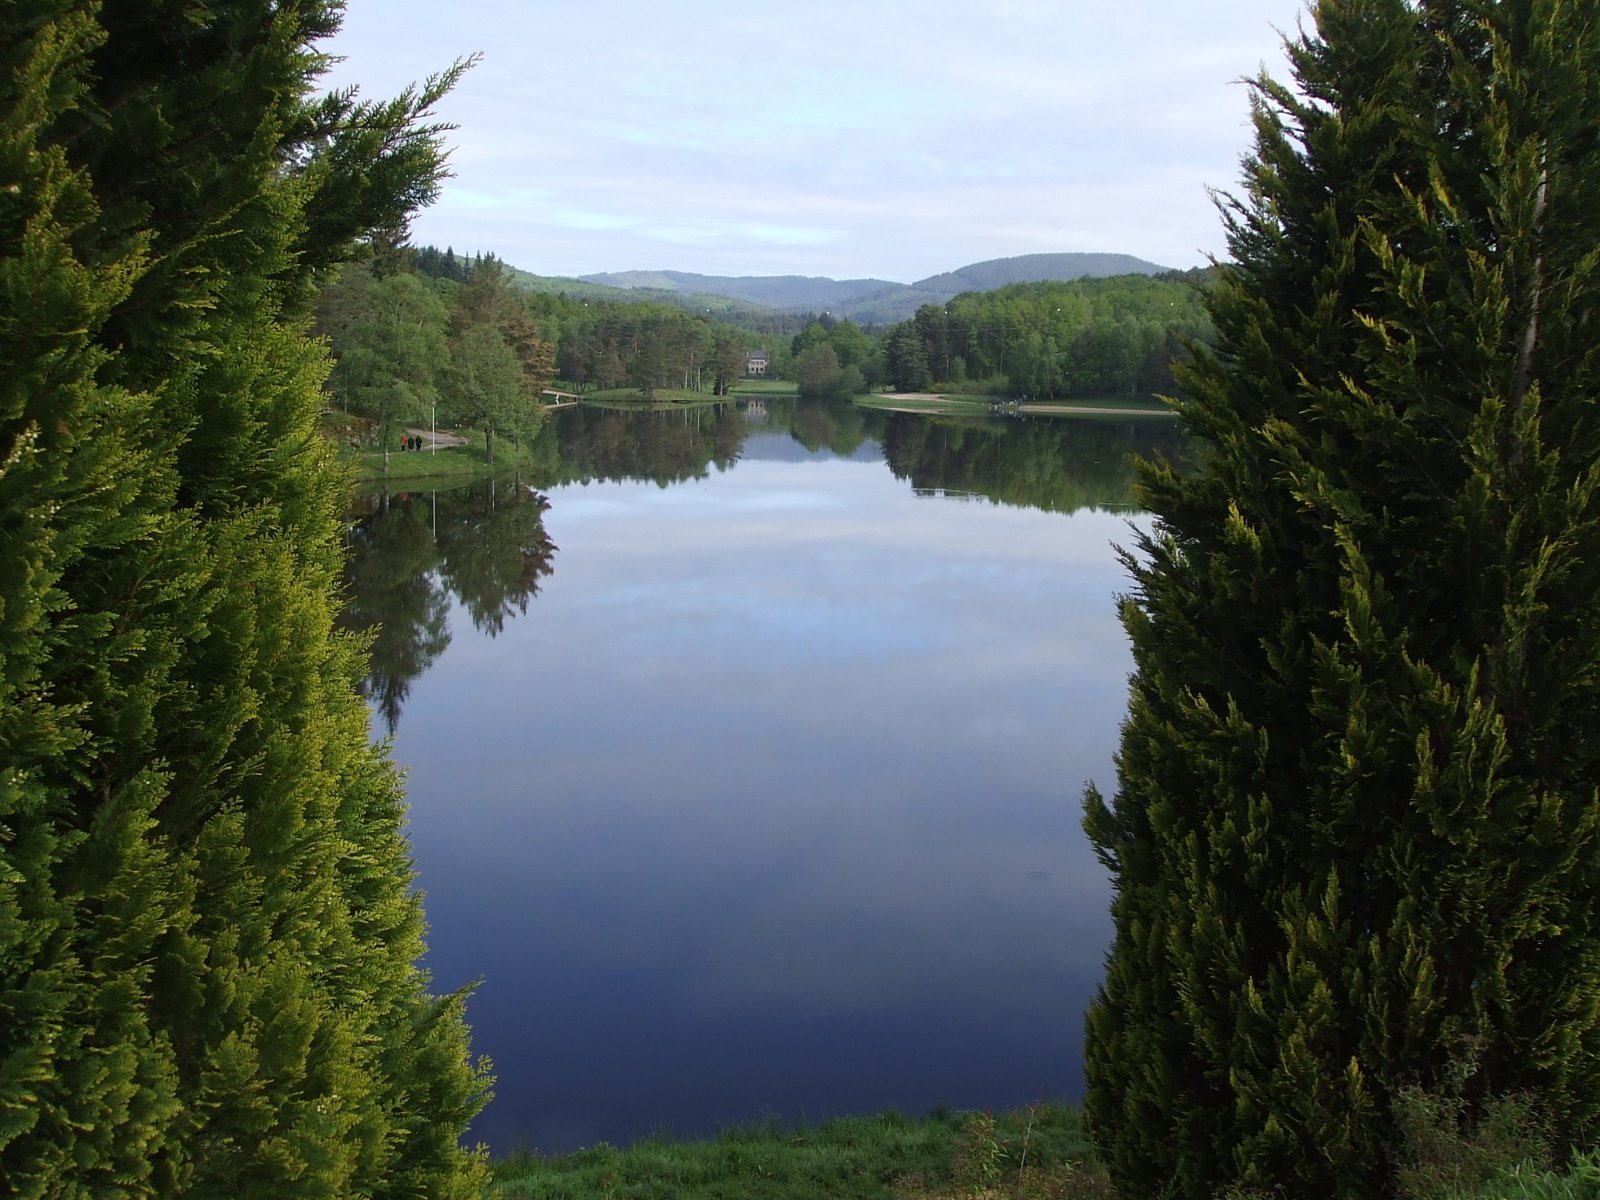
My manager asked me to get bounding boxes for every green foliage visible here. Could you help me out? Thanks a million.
[711,333,746,396]
[1394,1082,1552,1199]
[793,342,863,400]
[554,302,722,396]
[323,268,450,461]
[1084,2,1600,1196]
[490,1104,1101,1200]
[880,414,1191,514]
[319,253,556,468]
[882,276,1211,398]
[1386,1069,1600,1200]
[1,2,489,1194]
[445,324,526,466]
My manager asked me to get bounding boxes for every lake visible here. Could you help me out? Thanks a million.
[342,399,1187,1155]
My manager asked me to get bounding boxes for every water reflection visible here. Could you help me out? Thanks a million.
[524,397,1183,510]
[340,403,1181,733]
[881,412,1189,513]
[526,402,747,487]
[339,481,556,731]
[341,402,1188,1153]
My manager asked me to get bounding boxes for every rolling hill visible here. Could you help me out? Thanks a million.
[574,252,1172,325]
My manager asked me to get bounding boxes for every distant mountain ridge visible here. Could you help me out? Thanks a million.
[576,270,897,312]
[577,252,1171,324]
[910,252,1167,294]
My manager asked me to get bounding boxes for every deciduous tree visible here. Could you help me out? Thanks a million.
[326,268,449,466]
[443,323,525,467]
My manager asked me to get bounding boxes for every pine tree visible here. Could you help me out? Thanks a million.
[1,3,489,1195]
[1083,1,1600,1195]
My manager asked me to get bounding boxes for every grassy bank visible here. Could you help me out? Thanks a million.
[489,1104,1108,1200]
[852,392,1176,419]
[344,427,543,485]
[582,387,731,407]
[487,1098,1600,1200]
[734,379,802,396]
[853,392,997,417]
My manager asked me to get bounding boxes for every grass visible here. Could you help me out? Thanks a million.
[851,392,1176,419]
[343,424,544,485]
[733,379,801,396]
[322,403,553,483]
[582,387,731,407]
[487,1096,1600,1200]
[853,392,997,416]
[488,1104,1109,1200]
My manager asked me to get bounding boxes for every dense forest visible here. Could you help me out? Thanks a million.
[882,272,1214,397]
[323,248,1214,420]
[319,249,784,426]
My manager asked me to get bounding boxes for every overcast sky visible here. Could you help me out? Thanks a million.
[320,1,1308,283]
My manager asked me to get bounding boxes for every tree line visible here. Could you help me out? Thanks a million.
[882,272,1215,397]
[316,252,556,467]
[341,251,1221,412]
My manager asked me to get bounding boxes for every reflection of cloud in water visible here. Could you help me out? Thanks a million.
[727,490,848,512]
[393,448,1140,1149]
[550,494,644,521]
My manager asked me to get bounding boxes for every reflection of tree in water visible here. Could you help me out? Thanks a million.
[535,404,747,486]
[532,399,895,483]
[530,399,1182,515]
[881,414,1191,513]
[339,484,557,730]
[435,478,556,635]
[788,398,885,456]
[339,493,450,734]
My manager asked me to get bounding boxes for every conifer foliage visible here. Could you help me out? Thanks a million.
[1,3,488,1195]
[1083,1,1600,1195]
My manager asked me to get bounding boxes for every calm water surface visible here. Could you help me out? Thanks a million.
[344,401,1186,1154]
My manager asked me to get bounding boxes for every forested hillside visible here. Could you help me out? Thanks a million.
[329,251,1214,414]
[570,252,1174,324]
[375,249,767,401]
[908,252,1167,295]
[578,268,898,311]
[883,273,1214,398]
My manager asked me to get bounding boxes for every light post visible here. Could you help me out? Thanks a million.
[431,402,436,454]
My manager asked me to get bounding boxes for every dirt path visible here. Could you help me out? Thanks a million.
[405,426,467,448]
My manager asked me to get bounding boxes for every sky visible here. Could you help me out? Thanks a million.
[320,1,1309,284]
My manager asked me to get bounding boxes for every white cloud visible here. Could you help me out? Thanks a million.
[323,0,1305,279]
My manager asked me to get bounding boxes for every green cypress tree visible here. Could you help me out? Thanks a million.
[1,3,488,1195]
[1083,1,1600,1195]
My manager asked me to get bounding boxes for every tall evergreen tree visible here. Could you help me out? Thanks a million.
[1,3,489,1195]
[1083,1,1600,1195]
